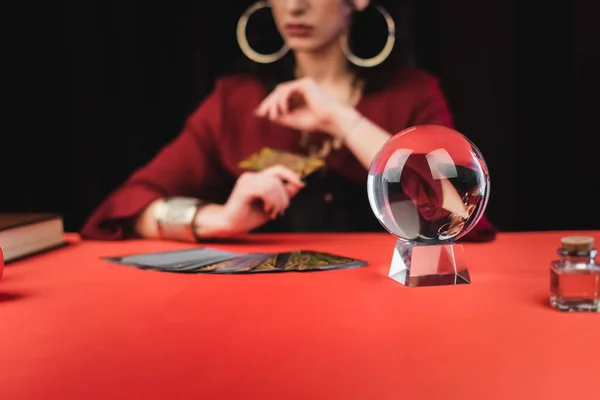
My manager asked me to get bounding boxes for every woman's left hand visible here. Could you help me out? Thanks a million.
[254,77,355,137]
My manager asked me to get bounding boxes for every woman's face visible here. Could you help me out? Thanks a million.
[270,0,369,52]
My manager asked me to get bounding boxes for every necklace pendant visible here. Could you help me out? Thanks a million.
[318,141,332,158]
[332,138,343,150]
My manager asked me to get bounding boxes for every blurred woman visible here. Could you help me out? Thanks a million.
[80,0,496,242]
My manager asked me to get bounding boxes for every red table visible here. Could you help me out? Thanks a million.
[1,232,599,399]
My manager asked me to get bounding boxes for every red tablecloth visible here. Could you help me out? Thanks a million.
[1,232,599,400]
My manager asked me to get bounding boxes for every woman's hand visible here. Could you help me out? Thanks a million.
[254,77,359,138]
[193,165,304,238]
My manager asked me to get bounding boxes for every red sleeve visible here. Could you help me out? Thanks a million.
[79,81,227,240]
[408,74,454,128]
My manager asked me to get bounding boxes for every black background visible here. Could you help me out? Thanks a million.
[5,0,599,233]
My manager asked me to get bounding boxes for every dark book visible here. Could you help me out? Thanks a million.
[0,213,65,262]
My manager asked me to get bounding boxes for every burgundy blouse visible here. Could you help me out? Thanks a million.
[80,68,496,242]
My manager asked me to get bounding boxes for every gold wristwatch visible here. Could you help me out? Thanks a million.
[155,197,203,242]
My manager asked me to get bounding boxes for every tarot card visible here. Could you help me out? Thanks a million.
[103,248,243,272]
[196,253,274,274]
[250,254,279,272]
[272,250,367,272]
[238,147,325,179]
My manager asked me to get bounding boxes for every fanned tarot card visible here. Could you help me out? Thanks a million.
[103,248,367,274]
[238,147,325,179]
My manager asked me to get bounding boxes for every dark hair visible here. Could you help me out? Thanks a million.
[234,0,414,94]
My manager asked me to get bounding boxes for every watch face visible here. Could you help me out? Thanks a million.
[166,208,187,221]
[164,198,200,226]
[167,198,200,207]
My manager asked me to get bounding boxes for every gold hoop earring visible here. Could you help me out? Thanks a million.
[237,1,289,64]
[341,5,396,68]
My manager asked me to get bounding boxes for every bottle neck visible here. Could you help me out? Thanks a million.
[558,248,597,267]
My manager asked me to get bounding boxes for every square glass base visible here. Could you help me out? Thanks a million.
[550,268,600,312]
[389,240,471,287]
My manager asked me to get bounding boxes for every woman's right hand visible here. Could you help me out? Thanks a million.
[194,165,304,238]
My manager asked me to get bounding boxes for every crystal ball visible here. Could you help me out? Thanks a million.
[367,125,490,244]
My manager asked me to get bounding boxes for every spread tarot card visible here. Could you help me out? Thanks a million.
[238,147,325,179]
[103,248,367,274]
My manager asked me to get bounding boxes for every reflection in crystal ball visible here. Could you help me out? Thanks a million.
[367,125,490,244]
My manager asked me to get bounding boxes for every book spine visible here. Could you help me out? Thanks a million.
[0,247,4,281]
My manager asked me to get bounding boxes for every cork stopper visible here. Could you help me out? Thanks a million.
[560,236,595,252]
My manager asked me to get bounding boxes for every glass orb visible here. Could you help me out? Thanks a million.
[367,125,490,244]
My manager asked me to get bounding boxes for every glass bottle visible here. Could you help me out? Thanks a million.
[550,236,600,312]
